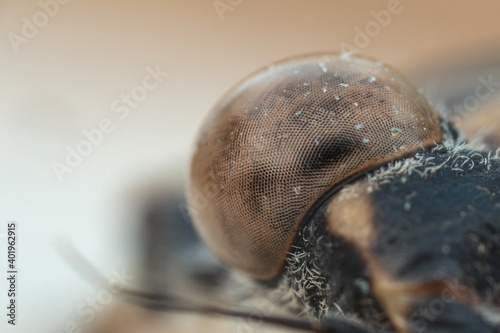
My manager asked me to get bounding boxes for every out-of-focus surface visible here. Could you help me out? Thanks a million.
[1,1,500,332]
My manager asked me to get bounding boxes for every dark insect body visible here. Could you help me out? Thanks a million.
[183,54,500,333]
[87,53,500,333]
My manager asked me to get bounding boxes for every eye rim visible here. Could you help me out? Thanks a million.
[188,53,443,280]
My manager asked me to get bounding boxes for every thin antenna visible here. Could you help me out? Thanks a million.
[57,239,378,333]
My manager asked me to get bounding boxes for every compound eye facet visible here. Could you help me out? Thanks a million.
[188,54,442,280]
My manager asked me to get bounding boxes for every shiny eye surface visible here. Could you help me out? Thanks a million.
[188,54,442,280]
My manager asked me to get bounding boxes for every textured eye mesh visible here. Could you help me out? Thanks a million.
[189,54,442,280]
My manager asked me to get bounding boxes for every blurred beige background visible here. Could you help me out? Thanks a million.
[1,1,500,332]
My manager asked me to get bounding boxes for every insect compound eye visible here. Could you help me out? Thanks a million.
[188,54,442,280]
